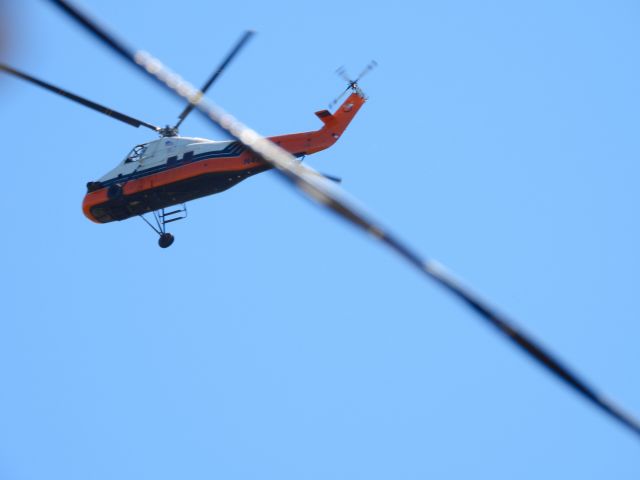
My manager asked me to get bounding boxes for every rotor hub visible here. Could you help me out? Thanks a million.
[159,125,179,137]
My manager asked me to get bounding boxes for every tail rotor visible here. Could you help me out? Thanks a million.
[329,60,377,109]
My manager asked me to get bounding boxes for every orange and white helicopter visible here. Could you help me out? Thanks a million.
[1,33,374,247]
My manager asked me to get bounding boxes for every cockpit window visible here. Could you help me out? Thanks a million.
[124,144,148,163]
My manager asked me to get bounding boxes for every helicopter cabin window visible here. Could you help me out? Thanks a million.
[124,144,147,163]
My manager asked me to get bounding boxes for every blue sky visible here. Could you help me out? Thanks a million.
[1,0,639,478]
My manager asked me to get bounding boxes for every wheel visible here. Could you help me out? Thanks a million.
[158,233,175,248]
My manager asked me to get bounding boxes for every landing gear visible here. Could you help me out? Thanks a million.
[158,233,175,248]
[139,204,187,248]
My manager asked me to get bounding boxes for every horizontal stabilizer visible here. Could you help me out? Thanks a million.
[315,109,334,125]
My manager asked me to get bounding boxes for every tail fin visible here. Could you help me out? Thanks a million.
[318,91,366,140]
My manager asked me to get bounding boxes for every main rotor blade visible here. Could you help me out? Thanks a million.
[47,0,640,440]
[0,63,160,132]
[173,30,254,130]
[45,0,227,135]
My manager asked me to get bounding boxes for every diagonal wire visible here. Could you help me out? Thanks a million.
[46,0,640,440]
[174,30,254,130]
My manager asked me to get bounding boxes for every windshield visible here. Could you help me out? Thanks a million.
[124,144,148,163]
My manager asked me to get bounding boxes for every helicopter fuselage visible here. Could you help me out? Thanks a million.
[83,92,365,223]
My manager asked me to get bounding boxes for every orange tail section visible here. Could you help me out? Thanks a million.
[267,91,366,157]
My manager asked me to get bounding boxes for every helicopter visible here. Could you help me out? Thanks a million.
[2,0,639,448]
[0,33,373,248]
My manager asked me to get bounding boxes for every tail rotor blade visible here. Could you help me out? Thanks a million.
[336,65,352,84]
[354,60,377,83]
[328,85,351,109]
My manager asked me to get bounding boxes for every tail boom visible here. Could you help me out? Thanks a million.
[267,91,365,157]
